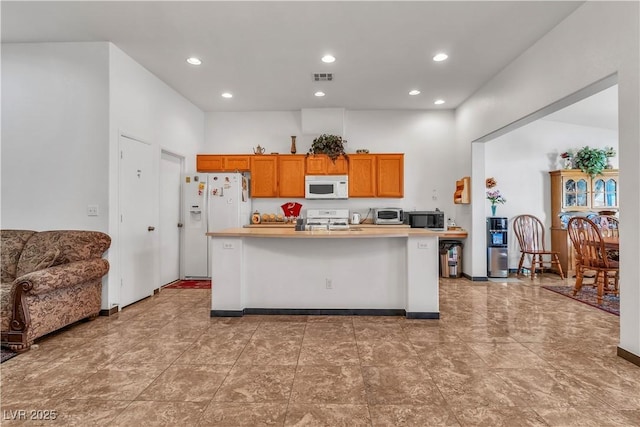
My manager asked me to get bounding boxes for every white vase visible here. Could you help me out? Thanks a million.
[563,158,573,169]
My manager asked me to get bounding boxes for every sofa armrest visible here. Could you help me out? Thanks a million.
[14,258,109,296]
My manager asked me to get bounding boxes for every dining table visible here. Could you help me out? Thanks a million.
[603,236,619,249]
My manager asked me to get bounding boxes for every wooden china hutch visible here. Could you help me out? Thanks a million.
[549,169,619,276]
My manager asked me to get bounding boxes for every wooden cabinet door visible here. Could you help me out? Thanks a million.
[278,155,305,197]
[561,172,589,209]
[197,154,250,172]
[376,154,404,197]
[305,155,348,174]
[250,155,278,197]
[197,155,224,172]
[348,155,376,197]
[305,156,326,175]
[224,155,250,171]
[591,171,619,209]
[326,156,348,175]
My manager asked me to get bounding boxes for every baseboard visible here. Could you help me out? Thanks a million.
[244,308,406,317]
[99,306,119,316]
[210,310,244,317]
[617,346,640,367]
[210,308,435,318]
[405,312,440,319]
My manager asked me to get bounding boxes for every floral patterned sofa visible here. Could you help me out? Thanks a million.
[1,230,110,352]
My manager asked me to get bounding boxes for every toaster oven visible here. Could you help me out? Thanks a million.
[373,208,404,224]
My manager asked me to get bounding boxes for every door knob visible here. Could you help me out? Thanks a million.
[148,226,155,231]
[177,223,184,228]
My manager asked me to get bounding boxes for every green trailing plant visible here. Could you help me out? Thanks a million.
[573,146,607,177]
[307,134,347,163]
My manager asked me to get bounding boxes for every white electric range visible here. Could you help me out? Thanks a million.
[305,208,350,230]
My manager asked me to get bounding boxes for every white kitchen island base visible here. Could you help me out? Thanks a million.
[207,228,466,319]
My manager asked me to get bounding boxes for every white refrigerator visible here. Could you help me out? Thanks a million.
[182,172,251,278]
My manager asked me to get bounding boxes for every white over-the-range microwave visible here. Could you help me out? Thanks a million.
[305,175,349,199]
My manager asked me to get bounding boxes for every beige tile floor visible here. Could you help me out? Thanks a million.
[1,275,639,426]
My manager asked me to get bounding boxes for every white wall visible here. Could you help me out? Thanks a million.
[204,110,458,220]
[1,42,205,311]
[456,2,639,358]
[1,43,109,231]
[486,119,618,268]
[107,44,204,309]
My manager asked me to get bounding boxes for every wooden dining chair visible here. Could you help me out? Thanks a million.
[566,217,619,304]
[512,214,564,279]
[591,214,619,261]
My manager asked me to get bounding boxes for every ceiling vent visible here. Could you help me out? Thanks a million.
[313,73,333,82]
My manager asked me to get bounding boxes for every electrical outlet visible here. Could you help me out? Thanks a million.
[417,241,429,249]
[87,205,99,216]
[325,278,333,289]
[223,242,234,249]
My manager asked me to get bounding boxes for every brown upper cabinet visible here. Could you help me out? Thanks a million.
[348,154,376,197]
[197,154,250,172]
[376,154,404,198]
[196,152,403,198]
[250,155,278,197]
[277,155,305,198]
[305,155,348,175]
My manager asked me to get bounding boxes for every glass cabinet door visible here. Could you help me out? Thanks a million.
[563,178,589,208]
[592,177,618,208]
[592,178,606,207]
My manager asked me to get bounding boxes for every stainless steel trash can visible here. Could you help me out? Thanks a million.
[439,240,463,278]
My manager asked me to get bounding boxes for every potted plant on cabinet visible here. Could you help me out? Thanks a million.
[573,146,608,177]
[307,134,347,163]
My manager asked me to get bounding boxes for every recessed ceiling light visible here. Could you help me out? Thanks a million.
[221,92,233,99]
[433,53,448,62]
[314,91,326,97]
[434,99,445,105]
[409,90,421,96]
[186,57,202,65]
[321,55,336,63]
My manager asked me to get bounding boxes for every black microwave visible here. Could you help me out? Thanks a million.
[404,211,446,230]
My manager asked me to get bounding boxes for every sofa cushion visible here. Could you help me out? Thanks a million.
[1,230,36,283]
[16,230,111,278]
[32,247,62,271]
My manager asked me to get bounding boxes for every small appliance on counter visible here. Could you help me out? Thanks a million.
[351,212,361,225]
[373,208,403,224]
[404,209,446,230]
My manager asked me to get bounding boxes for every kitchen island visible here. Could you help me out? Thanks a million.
[207,227,467,319]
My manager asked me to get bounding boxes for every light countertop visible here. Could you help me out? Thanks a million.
[208,227,467,239]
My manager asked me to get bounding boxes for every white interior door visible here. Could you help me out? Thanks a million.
[119,134,157,307]
[160,150,183,285]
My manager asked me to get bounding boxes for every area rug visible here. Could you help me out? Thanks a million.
[1,348,18,364]
[542,285,619,316]
[163,280,211,289]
